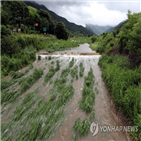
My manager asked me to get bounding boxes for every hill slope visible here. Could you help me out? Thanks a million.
[106,20,126,33]
[86,24,112,35]
[24,1,94,35]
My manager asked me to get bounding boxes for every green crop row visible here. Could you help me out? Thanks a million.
[1,64,33,92]
[2,63,75,141]
[20,68,43,93]
[79,62,85,77]
[73,118,90,141]
[69,58,75,68]
[2,68,43,106]
[71,65,78,80]
[44,60,60,84]
[79,68,95,112]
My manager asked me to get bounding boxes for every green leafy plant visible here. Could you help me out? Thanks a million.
[79,62,84,77]
[79,118,90,136]
[79,68,95,112]
[69,58,75,68]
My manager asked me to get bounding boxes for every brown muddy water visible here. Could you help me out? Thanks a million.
[2,43,129,141]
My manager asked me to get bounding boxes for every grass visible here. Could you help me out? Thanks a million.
[99,54,141,140]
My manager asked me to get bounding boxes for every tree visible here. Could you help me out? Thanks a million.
[38,9,55,34]
[91,36,97,43]
[127,16,141,56]
[55,22,69,40]
[37,9,51,20]
[2,1,29,26]
[26,6,41,30]
[1,9,9,25]
[48,20,55,34]
[39,18,49,33]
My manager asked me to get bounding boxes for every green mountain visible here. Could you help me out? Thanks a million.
[105,20,126,33]
[86,24,113,35]
[24,1,94,36]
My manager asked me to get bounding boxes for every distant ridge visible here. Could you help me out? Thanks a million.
[86,24,113,35]
[24,1,95,35]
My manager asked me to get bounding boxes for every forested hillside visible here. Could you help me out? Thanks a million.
[24,1,94,36]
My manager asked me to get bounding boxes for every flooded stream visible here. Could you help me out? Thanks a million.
[2,43,129,141]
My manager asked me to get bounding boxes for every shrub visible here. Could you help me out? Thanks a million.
[91,36,97,43]
[1,25,11,36]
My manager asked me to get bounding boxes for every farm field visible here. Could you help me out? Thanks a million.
[1,44,128,141]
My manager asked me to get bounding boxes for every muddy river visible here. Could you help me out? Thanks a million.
[1,43,129,141]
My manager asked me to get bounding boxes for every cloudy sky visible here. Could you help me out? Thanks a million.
[36,0,141,27]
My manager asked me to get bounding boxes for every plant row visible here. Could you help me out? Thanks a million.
[79,68,95,112]
[44,60,60,84]
[2,68,43,106]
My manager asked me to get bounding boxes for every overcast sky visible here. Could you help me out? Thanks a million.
[36,0,141,27]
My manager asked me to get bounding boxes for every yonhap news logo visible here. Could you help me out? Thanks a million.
[90,121,99,136]
[90,121,138,136]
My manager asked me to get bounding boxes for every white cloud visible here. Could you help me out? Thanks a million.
[36,1,140,27]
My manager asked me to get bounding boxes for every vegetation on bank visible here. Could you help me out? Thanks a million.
[90,10,141,140]
[1,32,91,76]
[90,10,141,67]
[99,55,141,140]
